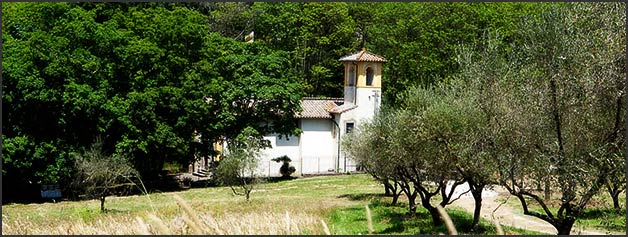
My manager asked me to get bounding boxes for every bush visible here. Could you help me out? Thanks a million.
[271,155,296,178]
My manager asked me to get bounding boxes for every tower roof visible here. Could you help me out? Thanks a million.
[339,48,386,62]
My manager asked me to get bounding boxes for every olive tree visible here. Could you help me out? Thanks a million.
[396,107,468,226]
[72,140,140,213]
[423,80,498,231]
[475,3,626,235]
[215,127,266,201]
[576,2,626,213]
[346,88,470,226]
[449,33,524,231]
[343,111,403,205]
[347,65,501,229]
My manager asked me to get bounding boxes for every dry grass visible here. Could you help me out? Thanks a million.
[365,205,374,234]
[3,211,324,235]
[2,174,381,235]
[436,204,505,235]
[493,218,505,235]
[2,195,331,235]
[436,204,458,235]
[2,174,549,235]
[321,219,332,235]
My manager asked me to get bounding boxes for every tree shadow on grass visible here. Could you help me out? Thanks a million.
[577,208,626,232]
[337,193,387,202]
[377,208,491,234]
[102,208,131,214]
[377,207,432,234]
[579,208,625,219]
[332,193,500,234]
[446,210,491,233]
[264,176,298,183]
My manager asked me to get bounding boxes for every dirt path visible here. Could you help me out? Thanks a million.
[446,183,619,235]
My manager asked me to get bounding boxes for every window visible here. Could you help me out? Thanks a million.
[348,65,355,86]
[276,135,299,146]
[346,122,355,134]
[366,67,374,86]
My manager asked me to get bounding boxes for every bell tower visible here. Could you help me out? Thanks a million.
[339,48,386,115]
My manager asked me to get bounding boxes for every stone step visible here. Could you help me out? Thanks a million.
[197,170,210,175]
[192,172,208,177]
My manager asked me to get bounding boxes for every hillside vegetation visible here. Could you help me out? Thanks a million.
[2,2,546,202]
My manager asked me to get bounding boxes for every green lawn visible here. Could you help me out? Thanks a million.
[327,195,543,235]
[0,174,548,234]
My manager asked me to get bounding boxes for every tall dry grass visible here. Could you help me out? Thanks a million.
[436,204,458,235]
[435,204,504,235]
[1,194,328,235]
[365,205,374,234]
[3,196,509,235]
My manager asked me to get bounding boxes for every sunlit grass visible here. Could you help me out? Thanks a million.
[328,197,545,235]
[1,174,380,234]
[3,174,621,235]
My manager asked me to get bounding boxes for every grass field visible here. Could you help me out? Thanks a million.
[2,174,544,234]
[496,189,626,234]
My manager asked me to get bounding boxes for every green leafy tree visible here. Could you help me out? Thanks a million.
[367,2,546,104]
[252,2,358,97]
[192,2,256,39]
[2,2,304,200]
[2,2,87,198]
[200,35,304,140]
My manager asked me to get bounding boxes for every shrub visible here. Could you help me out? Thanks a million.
[272,155,296,178]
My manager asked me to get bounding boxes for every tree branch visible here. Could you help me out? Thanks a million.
[442,178,467,205]
[519,190,555,220]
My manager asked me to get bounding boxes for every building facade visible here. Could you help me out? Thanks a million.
[257,48,386,176]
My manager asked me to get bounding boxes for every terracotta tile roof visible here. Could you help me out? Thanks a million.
[339,48,386,62]
[328,104,357,114]
[296,97,344,119]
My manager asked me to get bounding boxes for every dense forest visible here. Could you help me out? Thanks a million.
[3,2,557,202]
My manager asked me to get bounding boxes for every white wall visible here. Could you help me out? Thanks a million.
[299,119,337,174]
[258,134,300,177]
[257,119,337,176]
[336,110,358,173]
[354,87,380,126]
[334,88,380,172]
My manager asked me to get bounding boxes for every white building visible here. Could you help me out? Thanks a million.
[257,48,386,176]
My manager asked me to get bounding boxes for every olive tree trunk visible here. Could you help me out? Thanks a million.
[100,196,106,213]
[469,182,485,232]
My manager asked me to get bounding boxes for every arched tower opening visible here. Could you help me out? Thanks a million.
[366,67,374,86]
